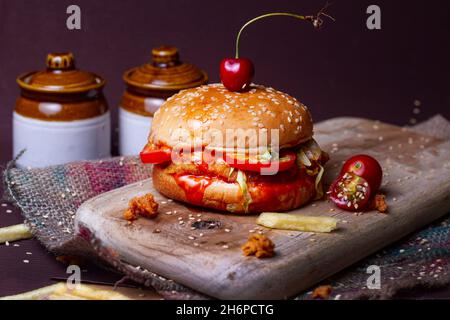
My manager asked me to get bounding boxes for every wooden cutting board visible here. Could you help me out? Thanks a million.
[75,117,450,299]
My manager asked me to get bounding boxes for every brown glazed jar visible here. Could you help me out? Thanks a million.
[119,46,208,155]
[13,52,110,168]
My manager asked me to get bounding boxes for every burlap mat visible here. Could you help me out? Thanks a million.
[3,115,450,300]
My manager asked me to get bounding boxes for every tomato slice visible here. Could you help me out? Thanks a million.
[329,172,371,211]
[140,145,172,164]
[340,154,382,192]
[225,151,296,173]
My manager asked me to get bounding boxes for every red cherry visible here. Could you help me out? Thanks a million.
[220,58,254,92]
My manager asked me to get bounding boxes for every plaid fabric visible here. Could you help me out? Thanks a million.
[3,116,450,300]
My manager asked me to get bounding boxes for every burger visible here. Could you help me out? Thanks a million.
[140,83,328,214]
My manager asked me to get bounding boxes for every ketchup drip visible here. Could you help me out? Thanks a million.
[173,174,213,205]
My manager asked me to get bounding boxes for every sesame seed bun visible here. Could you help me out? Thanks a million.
[148,83,313,153]
[152,165,316,214]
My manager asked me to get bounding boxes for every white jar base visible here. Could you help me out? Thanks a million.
[119,108,153,156]
[13,111,111,168]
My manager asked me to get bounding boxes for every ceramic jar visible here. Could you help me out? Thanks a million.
[119,46,208,155]
[13,52,110,168]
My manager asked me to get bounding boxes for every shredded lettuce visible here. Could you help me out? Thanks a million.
[297,149,312,167]
[259,150,272,163]
[228,167,235,179]
[236,170,252,213]
[297,140,326,199]
[314,164,325,200]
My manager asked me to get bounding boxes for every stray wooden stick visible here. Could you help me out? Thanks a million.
[0,223,32,244]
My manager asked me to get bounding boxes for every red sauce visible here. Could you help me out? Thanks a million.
[247,167,316,212]
[173,174,213,205]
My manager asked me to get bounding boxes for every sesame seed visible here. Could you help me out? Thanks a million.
[222,245,229,249]
[23,260,29,264]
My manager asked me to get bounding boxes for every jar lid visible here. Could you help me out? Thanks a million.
[123,46,208,92]
[17,52,105,94]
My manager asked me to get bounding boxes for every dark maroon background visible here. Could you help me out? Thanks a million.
[0,0,449,298]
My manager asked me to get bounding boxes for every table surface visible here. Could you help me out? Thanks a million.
[1,157,449,299]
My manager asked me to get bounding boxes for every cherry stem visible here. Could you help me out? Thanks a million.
[234,5,335,59]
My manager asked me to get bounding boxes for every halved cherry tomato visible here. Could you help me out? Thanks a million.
[329,172,371,211]
[225,151,296,173]
[340,154,382,192]
[140,145,171,164]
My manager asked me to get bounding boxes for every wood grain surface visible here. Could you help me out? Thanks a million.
[75,117,450,299]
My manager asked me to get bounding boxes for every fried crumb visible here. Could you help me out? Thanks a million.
[242,234,275,258]
[123,193,159,221]
[372,193,388,213]
[311,285,332,299]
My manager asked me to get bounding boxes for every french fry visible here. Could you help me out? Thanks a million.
[68,285,130,300]
[0,283,66,300]
[0,283,130,300]
[257,212,338,233]
[0,223,32,244]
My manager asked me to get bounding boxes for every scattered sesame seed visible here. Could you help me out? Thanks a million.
[23,260,29,264]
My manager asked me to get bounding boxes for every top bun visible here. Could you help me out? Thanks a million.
[148,83,313,153]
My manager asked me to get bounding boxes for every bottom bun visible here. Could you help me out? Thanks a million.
[152,165,317,214]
